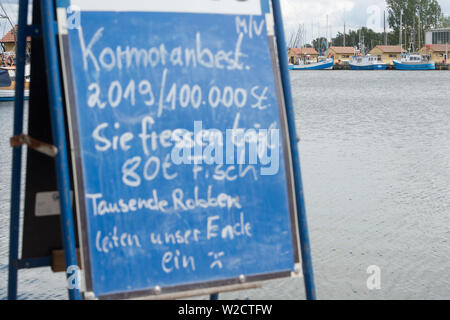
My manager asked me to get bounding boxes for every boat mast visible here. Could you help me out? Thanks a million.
[343,9,346,47]
[405,24,407,53]
[358,28,365,56]
[326,14,328,50]
[418,15,421,50]
[316,20,320,53]
[344,21,346,47]
[384,10,388,45]
[446,43,448,64]
[410,29,415,53]
[400,9,403,53]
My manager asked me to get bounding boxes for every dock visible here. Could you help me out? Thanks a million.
[332,64,449,70]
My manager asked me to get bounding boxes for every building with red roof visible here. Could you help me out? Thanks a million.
[419,44,449,64]
[369,45,406,65]
[288,47,319,64]
[328,46,356,64]
[1,25,31,54]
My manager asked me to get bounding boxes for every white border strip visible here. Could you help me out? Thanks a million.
[70,0,261,15]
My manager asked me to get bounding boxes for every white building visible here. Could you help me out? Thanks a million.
[425,28,450,45]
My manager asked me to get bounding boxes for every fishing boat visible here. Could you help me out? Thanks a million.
[0,65,30,101]
[289,57,334,70]
[350,55,386,70]
[393,54,435,70]
[289,38,334,70]
[350,35,386,70]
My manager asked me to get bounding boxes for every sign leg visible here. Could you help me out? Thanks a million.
[40,0,81,300]
[8,0,30,301]
[271,0,317,300]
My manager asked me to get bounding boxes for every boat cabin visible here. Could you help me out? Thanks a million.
[353,55,381,63]
[400,54,429,62]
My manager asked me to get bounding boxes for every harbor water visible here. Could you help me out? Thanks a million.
[1,70,450,299]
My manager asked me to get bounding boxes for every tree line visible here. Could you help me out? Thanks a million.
[303,0,448,53]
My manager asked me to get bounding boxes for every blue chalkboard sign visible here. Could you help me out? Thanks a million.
[58,0,301,299]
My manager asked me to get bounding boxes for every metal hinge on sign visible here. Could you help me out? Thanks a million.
[10,134,58,158]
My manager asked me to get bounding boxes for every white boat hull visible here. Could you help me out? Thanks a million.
[289,58,334,70]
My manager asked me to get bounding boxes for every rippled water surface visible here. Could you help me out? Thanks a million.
[1,70,450,299]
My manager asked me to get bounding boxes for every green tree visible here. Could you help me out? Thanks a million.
[330,28,385,52]
[440,14,450,27]
[386,0,442,51]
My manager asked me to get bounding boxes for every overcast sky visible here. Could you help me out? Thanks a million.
[1,0,449,43]
[281,0,450,44]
